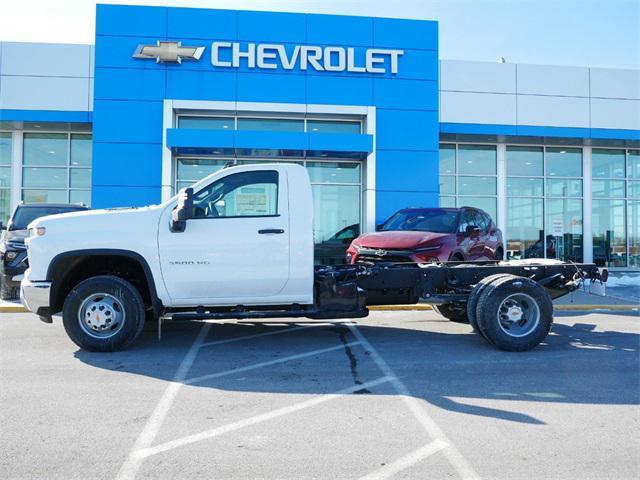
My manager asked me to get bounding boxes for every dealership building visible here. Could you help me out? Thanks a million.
[0,4,638,268]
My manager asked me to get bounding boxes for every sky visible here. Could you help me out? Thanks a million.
[0,0,638,69]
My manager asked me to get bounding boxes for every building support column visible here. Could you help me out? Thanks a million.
[363,106,377,233]
[582,146,593,263]
[496,142,507,254]
[10,130,23,212]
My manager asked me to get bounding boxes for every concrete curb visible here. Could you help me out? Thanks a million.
[0,305,27,313]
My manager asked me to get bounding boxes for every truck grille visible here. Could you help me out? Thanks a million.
[356,248,415,264]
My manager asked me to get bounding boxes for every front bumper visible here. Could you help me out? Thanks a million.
[21,278,52,322]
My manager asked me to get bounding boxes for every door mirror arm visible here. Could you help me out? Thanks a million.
[171,187,194,233]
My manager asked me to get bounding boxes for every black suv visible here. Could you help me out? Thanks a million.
[0,203,89,300]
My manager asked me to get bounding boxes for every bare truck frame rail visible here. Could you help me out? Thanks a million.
[167,260,606,352]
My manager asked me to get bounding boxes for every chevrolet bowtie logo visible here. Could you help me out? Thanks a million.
[132,41,205,63]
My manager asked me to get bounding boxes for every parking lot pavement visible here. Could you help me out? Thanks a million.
[1,310,638,480]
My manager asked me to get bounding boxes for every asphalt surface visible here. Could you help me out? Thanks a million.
[1,310,639,480]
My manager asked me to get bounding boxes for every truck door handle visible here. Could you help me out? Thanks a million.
[258,229,285,234]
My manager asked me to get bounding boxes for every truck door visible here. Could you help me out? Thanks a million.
[158,167,290,304]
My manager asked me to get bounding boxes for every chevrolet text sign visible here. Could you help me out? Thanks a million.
[212,42,404,74]
[133,41,403,74]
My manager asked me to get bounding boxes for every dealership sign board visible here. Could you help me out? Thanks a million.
[134,41,404,74]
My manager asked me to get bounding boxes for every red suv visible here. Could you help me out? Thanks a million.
[346,207,503,264]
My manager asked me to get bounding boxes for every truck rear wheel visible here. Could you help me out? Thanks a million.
[62,275,145,352]
[475,275,553,351]
[467,273,512,337]
[432,303,468,323]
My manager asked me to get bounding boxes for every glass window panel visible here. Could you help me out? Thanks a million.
[177,159,227,182]
[458,145,496,175]
[70,190,91,206]
[312,184,360,265]
[0,166,11,188]
[70,134,92,167]
[439,196,455,208]
[592,179,625,197]
[545,198,583,262]
[506,146,543,177]
[629,201,640,268]
[306,162,360,184]
[592,199,626,267]
[70,168,91,188]
[237,118,304,132]
[22,189,68,203]
[459,197,497,221]
[506,177,544,196]
[546,178,582,197]
[506,197,544,260]
[176,181,193,192]
[0,188,10,224]
[629,181,639,198]
[545,147,582,177]
[22,167,68,188]
[23,133,68,166]
[592,149,625,178]
[178,116,234,130]
[439,176,455,195]
[307,120,361,134]
[457,176,496,195]
[0,132,11,166]
[628,150,640,179]
[439,144,455,174]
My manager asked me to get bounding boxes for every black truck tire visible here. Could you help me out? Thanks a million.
[62,275,146,352]
[466,273,512,336]
[432,303,469,323]
[474,275,553,351]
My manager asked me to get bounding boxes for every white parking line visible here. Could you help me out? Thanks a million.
[359,439,449,480]
[136,376,394,458]
[184,341,361,385]
[116,322,212,480]
[200,323,321,347]
[347,324,481,480]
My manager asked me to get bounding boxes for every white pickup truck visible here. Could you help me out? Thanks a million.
[21,163,606,352]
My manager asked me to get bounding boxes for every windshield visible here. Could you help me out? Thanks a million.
[10,206,86,230]
[382,210,459,234]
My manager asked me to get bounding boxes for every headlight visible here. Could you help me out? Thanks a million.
[5,251,18,261]
[28,227,46,237]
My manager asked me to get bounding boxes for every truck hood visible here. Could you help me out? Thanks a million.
[29,206,159,229]
[355,231,451,249]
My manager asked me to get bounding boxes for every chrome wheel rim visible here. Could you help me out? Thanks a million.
[497,293,540,338]
[78,293,126,339]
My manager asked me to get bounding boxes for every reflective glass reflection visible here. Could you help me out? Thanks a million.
[177,159,227,182]
[0,167,10,188]
[459,197,497,220]
[440,176,455,195]
[592,179,625,198]
[546,198,583,262]
[545,148,582,177]
[439,144,455,174]
[457,176,496,195]
[237,118,304,132]
[70,190,91,206]
[307,120,361,134]
[23,133,68,166]
[592,149,625,178]
[507,146,543,177]
[0,132,11,166]
[70,168,91,189]
[506,177,543,197]
[592,199,626,267]
[629,181,640,198]
[507,197,543,259]
[22,189,67,203]
[70,134,92,167]
[22,167,68,188]
[458,145,496,175]
[0,188,10,224]
[439,196,455,208]
[178,116,234,130]
[307,162,360,184]
[628,150,640,179]
[546,178,582,197]
[629,201,640,268]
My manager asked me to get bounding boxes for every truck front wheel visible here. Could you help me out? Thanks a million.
[62,275,146,352]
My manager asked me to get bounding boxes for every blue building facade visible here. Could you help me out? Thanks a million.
[93,4,439,225]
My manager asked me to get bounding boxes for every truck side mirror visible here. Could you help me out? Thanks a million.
[170,187,194,233]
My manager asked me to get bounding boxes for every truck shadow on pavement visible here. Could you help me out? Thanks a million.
[74,317,640,426]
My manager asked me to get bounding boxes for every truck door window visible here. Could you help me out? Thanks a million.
[192,170,278,218]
